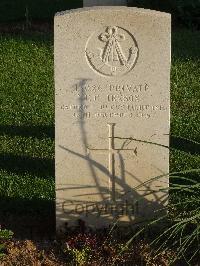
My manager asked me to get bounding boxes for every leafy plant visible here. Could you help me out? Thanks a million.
[62,233,98,265]
[66,246,92,266]
[0,229,13,240]
[0,244,6,259]
[0,228,13,259]
[61,230,134,265]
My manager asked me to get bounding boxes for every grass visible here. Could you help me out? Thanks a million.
[170,29,200,192]
[0,28,199,237]
[0,34,55,221]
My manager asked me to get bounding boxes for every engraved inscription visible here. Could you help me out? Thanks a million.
[85,26,139,77]
[60,83,168,120]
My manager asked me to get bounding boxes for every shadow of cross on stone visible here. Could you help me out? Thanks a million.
[87,123,137,202]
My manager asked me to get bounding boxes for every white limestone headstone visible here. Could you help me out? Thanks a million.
[55,7,171,230]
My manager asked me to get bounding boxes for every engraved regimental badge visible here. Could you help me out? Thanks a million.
[85,26,139,77]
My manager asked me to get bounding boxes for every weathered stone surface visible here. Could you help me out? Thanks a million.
[83,0,127,6]
[55,7,171,229]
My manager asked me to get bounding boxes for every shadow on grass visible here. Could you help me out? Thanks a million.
[172,29,200,60]
[0,32,53,51]
[0,124,54,178]
[170,135,200,156]
[170,136,200,184]
[0,153,54,178]
[0,196,55,239]
[0,125,54,139]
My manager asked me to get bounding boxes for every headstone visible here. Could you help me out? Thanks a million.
[55,7,171,230]
[84,0,127,6]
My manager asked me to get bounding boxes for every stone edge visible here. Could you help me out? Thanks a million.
[55,6,171,19]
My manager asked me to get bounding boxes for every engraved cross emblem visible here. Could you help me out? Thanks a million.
[87,123,137,201]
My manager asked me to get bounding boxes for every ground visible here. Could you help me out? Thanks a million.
[0,230,177,265]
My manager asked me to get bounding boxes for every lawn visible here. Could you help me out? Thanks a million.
[0,33,55,236]
[0,28,199,238]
